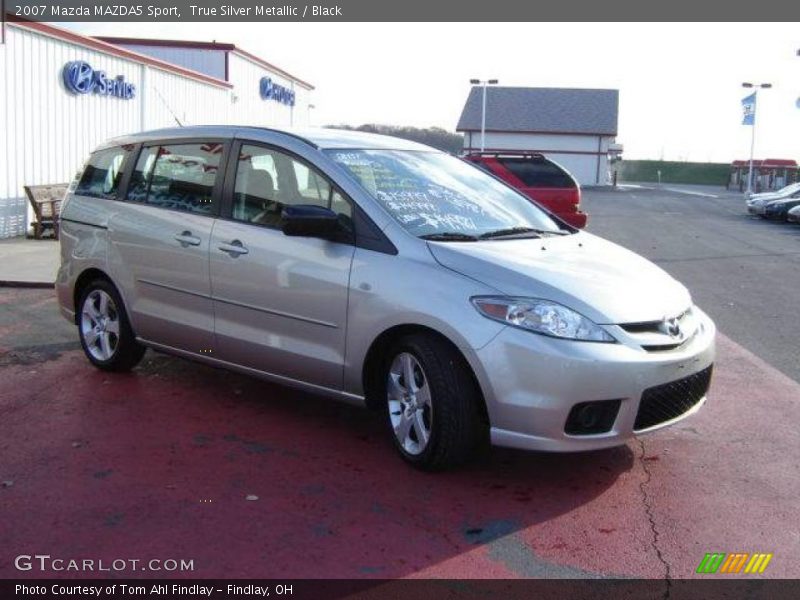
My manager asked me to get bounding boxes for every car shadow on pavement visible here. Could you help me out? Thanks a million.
[2,345,636,579]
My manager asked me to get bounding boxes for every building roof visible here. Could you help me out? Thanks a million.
[456,87,619,136]
[96,36,314,90]
[9,21,232,89]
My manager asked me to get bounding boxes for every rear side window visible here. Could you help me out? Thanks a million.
[498,157,575,189]
[126,142,223,215]
[75,146,130,199]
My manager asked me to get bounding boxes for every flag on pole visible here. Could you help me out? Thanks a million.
[741,93,756,125]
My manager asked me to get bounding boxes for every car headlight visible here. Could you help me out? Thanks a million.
[471,296,616,343]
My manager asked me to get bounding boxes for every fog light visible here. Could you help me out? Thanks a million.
[564,399,621,435]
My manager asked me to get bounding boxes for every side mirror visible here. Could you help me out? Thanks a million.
[281,204,340,238]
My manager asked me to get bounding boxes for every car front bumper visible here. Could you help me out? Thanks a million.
[474,307,716,452]
[764,207,786,219]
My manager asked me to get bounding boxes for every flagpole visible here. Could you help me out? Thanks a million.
[742,82,771,196]
[747,90,757,196]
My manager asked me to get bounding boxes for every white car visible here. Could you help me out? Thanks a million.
[746,182,800,215]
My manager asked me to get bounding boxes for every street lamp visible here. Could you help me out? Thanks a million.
[741,82,772,195]
[470,78,499,152]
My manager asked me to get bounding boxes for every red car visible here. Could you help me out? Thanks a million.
[464,152,587,228]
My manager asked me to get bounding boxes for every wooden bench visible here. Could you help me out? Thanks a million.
[24,184,68,240]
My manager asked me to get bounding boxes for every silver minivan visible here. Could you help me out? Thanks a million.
[57,126,715,469]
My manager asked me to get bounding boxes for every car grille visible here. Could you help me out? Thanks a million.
[634,366,713,431]
[619,308,699,352]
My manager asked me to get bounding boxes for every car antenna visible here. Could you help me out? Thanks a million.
[152,84,184,127]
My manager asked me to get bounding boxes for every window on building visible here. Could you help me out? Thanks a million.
[497,157,575,189]
[126,143,222,215]
[232,144,351,228]
[75,146,131,199]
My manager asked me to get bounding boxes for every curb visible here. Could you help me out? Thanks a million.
[0,281,55,289]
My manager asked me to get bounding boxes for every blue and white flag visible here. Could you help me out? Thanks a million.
[742,93,756,125]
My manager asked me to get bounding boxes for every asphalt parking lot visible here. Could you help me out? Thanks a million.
[1,186,799,581]
[584,185,800,383]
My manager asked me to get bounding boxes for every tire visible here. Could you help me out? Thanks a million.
[382,333,486,470]
[77,278,145,372]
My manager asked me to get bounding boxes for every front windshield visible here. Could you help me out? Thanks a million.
[326,149,564,238]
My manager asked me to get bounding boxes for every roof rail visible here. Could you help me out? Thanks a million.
[232,126,319,149]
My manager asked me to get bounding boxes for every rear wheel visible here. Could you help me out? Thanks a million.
[383,334,485,470]
[77,279,145,372]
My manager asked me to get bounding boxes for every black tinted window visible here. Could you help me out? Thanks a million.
[498,157,575,189]
[76,146,131,199]
[127,143,222,215]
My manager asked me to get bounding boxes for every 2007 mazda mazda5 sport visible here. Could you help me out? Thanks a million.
[57,126,715,470]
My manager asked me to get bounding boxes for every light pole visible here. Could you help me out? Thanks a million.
[742,82,771,195]
[307,103,316,127]
[469,78,498,152]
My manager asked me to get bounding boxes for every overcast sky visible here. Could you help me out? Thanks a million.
[66,22,799,163]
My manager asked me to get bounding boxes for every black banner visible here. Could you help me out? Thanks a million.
[3,579,800,600]
[5,0,800,22]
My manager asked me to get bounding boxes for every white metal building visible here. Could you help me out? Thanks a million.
[0,22,314,238]
[456,87,619,186]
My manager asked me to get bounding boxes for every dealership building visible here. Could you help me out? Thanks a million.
[457,87,620,186]
[0,21,314,238]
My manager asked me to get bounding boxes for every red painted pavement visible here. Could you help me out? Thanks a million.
[1,291,798,579]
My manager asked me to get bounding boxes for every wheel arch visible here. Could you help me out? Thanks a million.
[361,324,489,425]
[72,268,118,325]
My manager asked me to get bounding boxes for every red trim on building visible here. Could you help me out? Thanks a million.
[96,35,314,90]
[458,128,617,136]
[9,21,233,89]
[96,36,236,51]
[732,159,797,168]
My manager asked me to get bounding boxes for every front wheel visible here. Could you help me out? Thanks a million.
[383,334,486,470]
[77,279,145,372]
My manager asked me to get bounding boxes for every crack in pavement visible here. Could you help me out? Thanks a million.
[637,437,671,599]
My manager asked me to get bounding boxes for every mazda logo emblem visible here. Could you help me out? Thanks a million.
[63,61,96,95]
[665,318,682,338]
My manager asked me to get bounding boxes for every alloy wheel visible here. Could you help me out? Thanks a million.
[387,352,433,455]
[80,289,120,361]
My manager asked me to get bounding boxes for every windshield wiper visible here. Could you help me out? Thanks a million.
[419,232,479,242]
[478,226,567,240]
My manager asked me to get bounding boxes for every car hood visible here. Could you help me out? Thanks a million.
[749,195,782,205]
[751,185,800,200]
[768,197,800,206]
[754,192,798,203]
[428,232,691,325]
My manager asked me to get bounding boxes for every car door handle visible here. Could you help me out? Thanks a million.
[218,240,249,257]
[174,231,201,247]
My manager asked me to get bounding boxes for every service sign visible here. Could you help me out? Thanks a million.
[259,77,295,106]
[62,61,137,100]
